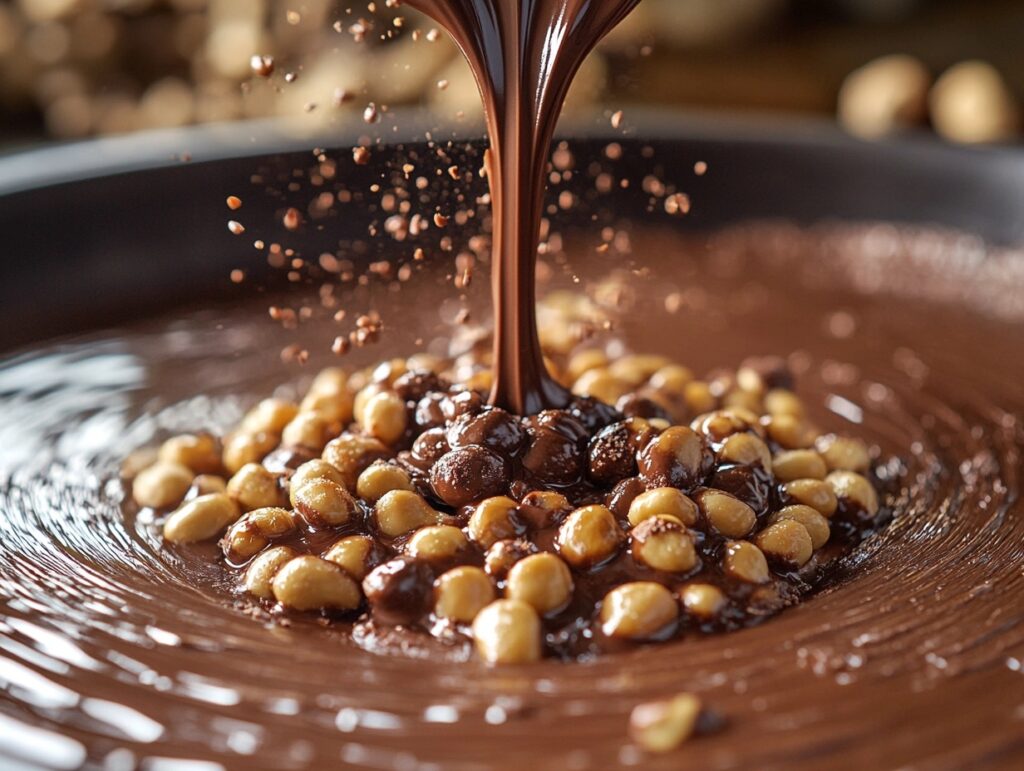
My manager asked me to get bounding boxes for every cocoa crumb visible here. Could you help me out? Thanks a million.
[353,146,371,165]
[250,55,274,78]
[664,193,691,216]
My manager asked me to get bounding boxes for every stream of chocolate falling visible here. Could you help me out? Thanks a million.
[404,0,641,414]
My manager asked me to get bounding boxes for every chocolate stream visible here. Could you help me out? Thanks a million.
[405,0,640,414]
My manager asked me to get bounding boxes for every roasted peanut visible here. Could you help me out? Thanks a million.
[163,493,240,543]
[556,504,623,568]
[471,599,542,664]
[764,389,805,417]
[506,553,574,615]
[816,434,871,473]
[572,368,630,405]
[631,516,698,573]
[186,474,227,499]
[780,478,838,518]
[226,462,283,511]
[223,431,278,475]
[722,541,770,584]
[434,566,495,623]
[609,354,672,386]
[272,555,361,611]
[158,433,221,474]
[769,505,830,549]
[718,433,772,470]
[826,470,879,517]
[356,461,413,503]
[629,693,702,753]
[683,381,717,414]
[322,433,389,489]
[566,349,609,384]
[281,412,331,451]
[324,535,379,580]
[292,477,358,527]
[599,582,678,640]
[468,496,523,548]
[241,397,298,434]
[360,390,408,445]
[680,583,726,619]
[300,371,354,425]
[518,490,572,529]
[637,426,709,490]
[483,539,538,579]
[772,449,828,482]
[289,459,347,501]
[649,364,694,396]
[695,489,756,538]
[627,487,698,528]
[756,520,813,567]
[406,525,470,563]
[244,545,297,599]
[375,490,441,537]
[133,461,193,509]
[222,507,295,561]
[764,414,816,450]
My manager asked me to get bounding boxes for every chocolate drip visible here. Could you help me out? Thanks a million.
[405,0,641,414]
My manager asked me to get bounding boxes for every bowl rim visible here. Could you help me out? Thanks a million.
[2,106,1021,197]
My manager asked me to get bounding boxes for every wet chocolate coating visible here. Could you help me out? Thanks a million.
[4,221,1024,768]
[520,424,585,487]
[363,557,435,626]
[615,392,673,422]
[430,445,509,507]
[414,393,447,428]
[411,427,450,468]
[587,421,642,485]
[394,370,448,402]
[446,407,525,456]
[440,389,483,421]
[606,476,647,519]
[709,464,773,517]
[567,396,622,434]
[637,428,713,490]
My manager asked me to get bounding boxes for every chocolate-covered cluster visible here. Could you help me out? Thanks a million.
[131,349,885,663]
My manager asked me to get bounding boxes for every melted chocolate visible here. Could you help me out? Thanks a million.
[404,0,640,414]
[2,224,1023,767]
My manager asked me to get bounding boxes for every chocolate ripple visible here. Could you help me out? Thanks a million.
[1,223,1023,769]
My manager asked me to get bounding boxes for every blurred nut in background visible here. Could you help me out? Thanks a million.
[838,54,930,138]
[930,60,1020,145]
[1,2,1020,148]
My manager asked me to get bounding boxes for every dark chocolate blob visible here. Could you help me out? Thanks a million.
[430,446,510,507]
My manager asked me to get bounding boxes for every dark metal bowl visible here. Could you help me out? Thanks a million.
[1,111,1023,352]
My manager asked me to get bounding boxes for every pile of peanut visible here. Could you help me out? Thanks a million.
[128,340,881,664]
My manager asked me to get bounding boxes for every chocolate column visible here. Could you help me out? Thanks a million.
[404,0,641,414]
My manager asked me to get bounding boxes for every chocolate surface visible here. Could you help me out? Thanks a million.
[1,224,1022,767]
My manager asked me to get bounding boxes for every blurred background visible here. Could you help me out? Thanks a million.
[0,0,1021,149]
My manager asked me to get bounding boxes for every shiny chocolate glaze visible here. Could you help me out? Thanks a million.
[1,224,1022,768]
